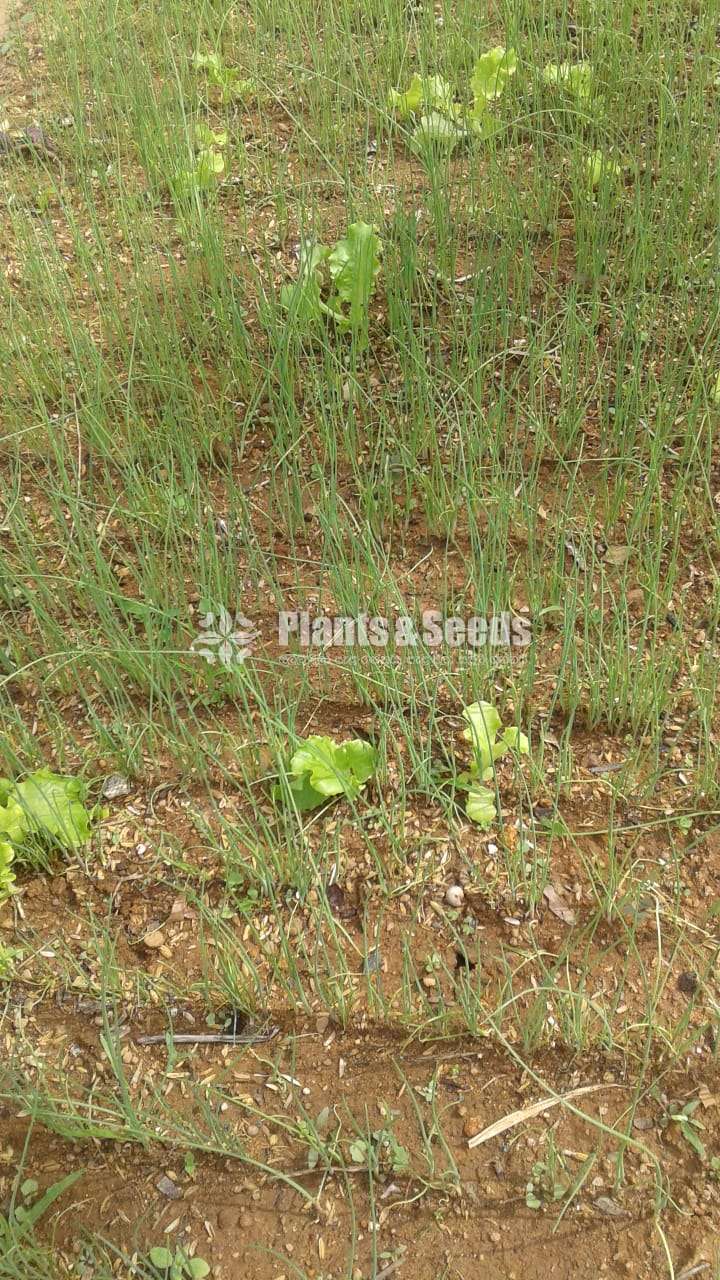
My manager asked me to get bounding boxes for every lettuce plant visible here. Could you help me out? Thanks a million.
[171,123,227,198]
[583,149,622,187]
[193,51,256,104]
[276,736,377,813]
[280,222,382,338]
[457,702,529,828]
[389,47,517,158]
[0,768,102,901]
[0,768,97,846]
[543,62,594,101]
[0,841,15,901]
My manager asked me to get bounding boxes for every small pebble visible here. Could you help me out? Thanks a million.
[445,885,465,908]
[102,773,131,800]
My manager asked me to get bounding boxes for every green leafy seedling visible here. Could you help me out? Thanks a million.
[193,52,257,104]
[280,222,382,339]
[543,61,594,101]
[280,240,331,327]
[327,221,383,333]
[275,735,377,813]
[171,122,227,197]
[388,73,454,120]
[390,48,517,156]
[148,1245,211,1279]
[471,46,518,106]
[456,702,529,828]
[0,768,102,901]
[669,1100,706,1161]
[0,841,15,903]
[583,149,622,187]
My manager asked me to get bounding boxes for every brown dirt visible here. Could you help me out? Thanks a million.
[2,1006,720,1280]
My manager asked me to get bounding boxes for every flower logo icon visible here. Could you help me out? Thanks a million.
[190,608,259,668]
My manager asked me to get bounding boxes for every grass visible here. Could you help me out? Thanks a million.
[1,0,720,1274]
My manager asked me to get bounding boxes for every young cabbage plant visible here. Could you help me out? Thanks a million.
[457,702,529,828]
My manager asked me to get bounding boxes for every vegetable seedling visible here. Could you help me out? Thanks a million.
[389,47,517,158]
[456,702,529,828]
[543,61,594,102]
[171,122,228,197]
[583,149,622,187]
[193,52,256,104]
[148,1246,211,1279]
[275,735,377,813]
[280,221,382,340]
[0,768,103,901]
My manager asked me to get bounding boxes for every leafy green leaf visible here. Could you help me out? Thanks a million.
[388,73,454,119]
[193,51,256,103]
[6,769,95,848]
[422,74,455,112]
[543,62,593,101]
[289,736,377,799]
[327,222,382,330]
[276,770,328,813]
[192,51,222,76]
[462,702,502,776]
[0,795,28,843]
[466,784,497,827]
[196,148,225,182]
[583,149,622,187]
[195,123,228,149]
[388,73,424,118]
[466,108,506,141]
[411,110,465,159]
[280,240,330,328]
[186,1261,211,1279]
[471,47,517,106]
[499,726,530,756]
[149,1247,175,1270]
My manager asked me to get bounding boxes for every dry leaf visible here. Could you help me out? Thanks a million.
[564,540,587,570]
[698,1084,716,1110]
[543,884,576,925]
[467,1083,614,1148]
[603,544,632,567]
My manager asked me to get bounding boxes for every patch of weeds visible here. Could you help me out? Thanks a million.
[1,1172,82,1248]
[525,1138,570,1210]
[349,1110,411,1176]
